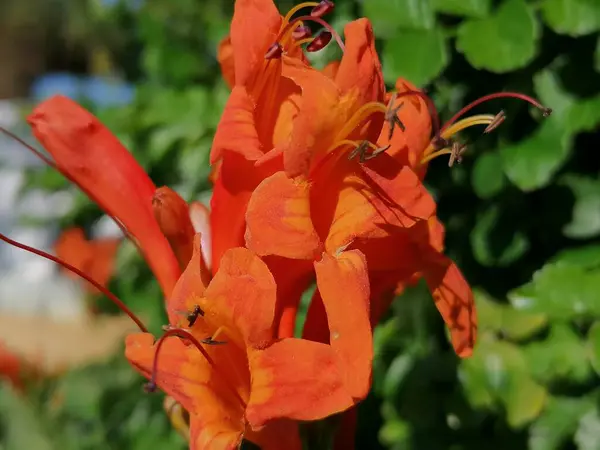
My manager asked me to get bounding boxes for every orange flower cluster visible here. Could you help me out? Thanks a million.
[0,0,552,448]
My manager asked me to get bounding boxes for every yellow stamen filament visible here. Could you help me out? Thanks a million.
[332,102,387,146]
[283,2,320,25]
[211,326,225,342]
[294,37,314,47]
[420,114,498,163]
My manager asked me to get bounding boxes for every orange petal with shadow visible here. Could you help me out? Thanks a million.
[166,234,211,325]
[203,247,276,348]
[153,187,196,271]
[314,250,372,399]
[211,86,263,164]
[424,257,477,358]
[28,96,180,296]
[246,338,354,427]
[125,333,245,450]
[245,171,322,260]
[246,419,302,450]
[189,201,212,270]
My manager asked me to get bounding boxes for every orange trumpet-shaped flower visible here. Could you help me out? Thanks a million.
[126,236,357,450]
[54,227,120,295]
[210,0,341,273]
[27,96,181,297]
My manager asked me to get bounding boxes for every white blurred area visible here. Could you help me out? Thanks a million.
[0,99,122,322]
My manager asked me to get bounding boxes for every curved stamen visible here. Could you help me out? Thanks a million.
[311,0,335,17]
[306,30,332,52]
[144,328,246,408]
[392,90,441,141]
[275,15,345,53]
[0,126,55,167]
[0,231,147,333]
[292,24,312,40]
[282,1,320,24]
[441,92,551,133]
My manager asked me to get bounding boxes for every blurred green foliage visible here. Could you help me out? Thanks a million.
[4,0,600,449]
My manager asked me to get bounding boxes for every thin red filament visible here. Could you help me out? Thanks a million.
[0,231,148,333]
[0,126,55,167]
[145,328,246,408]
[441,92,552,133]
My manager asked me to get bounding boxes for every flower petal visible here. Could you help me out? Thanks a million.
[377,79,432,176]
[189,201,212,270]
[246,338,354,427]
[314,250,372,399]
[167,234,211,325]
[211,86,263,164]
[152,187,196,271]
[125,333,245,450]
[424,257,477,358]
[28,96,180,296]
[217,35,235,89]
[203,248,276,348]
[335,18,385,107]
[231,0,281,87]
[245,171,322,260]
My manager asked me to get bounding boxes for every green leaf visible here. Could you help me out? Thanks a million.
[500,120,571,192]
[470,205,529,267]
[471,152,506,198]
[588,322,600,376]
[595,35,600,73]
[525,323,593,384]
[456,0,539,73]
[552,244,600,269]
[541,0,600,37]
[382,28,448,87]
[508,262,600,320]
[560,175,600,239]
[505,373,548,428]
[529,396,595,450]
[433,0,491,18]
[476,290,547,340]
[362,0,435,38]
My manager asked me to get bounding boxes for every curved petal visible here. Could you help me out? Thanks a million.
[246,339,354,427]
[210,151,276,274]
[322,60,340,79]
[189,201,212,270]
[125,333,245,450]
[217,35,235,89]
[314,250,372,400]
[424,257,477,358]
[377,79,432,177]
[335,18,385,107]
[203,248,276,349]
[28,96,180,296]
[153,187,196,271]
[211,86,263,164]
[245,171,322,260]
[231,0,282,87]
[167,234,211,325]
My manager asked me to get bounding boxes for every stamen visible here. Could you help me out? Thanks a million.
[385,94,405,140]
[282,1,320,24]
[347,140,390,163]
[306,30,332,52]
[265,43,283,60]
[331,102,387,145]
[292,25,312,40]
[448,142,467,167]
[390,90,441,141]
[144,328,245,407]
[484,110,506,134]
[187,305,204,327]
[0,126,55,167]
[272,15,345,54]
[311,0,335,17]
[441,92,551,133]
[0,231,147,333]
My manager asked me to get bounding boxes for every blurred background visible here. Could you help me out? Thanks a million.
[0,0,599,449]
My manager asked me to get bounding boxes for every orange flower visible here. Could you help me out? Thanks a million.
[126,236,356,450]
[54,227,120,295]
[0,341,26,390]
[27,96,181,297]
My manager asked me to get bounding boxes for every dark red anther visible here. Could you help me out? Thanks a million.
[306,30,332,52]
[311,0,334,17]
[292,24,312,40]
[265,42,283,59]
